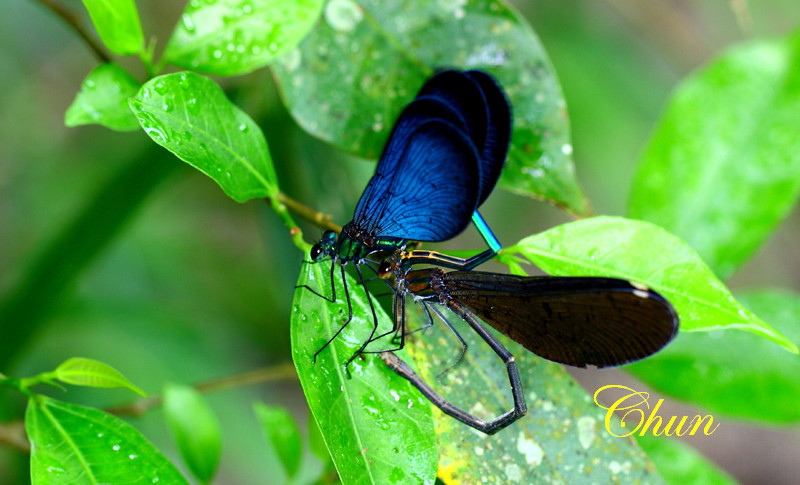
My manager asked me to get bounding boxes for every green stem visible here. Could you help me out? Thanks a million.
[31,0,111,63]
[105,362,298,417]
[0,153,181,371]
[268,191,342,252]
[268,194,307,252]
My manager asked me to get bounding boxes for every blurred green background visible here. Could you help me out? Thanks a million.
[1,1,799,483]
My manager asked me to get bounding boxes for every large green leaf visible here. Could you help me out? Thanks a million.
[628,289,800,424]
[273,0,589,215]
[163,0,324,76]
[129,72,277,202]
[401,307,663,484]
[65,63,141,132]
[26,396,188,484]
[81,0,144,55]
[291,261,437,484]
[636,436,738,485]
[505,216,797,353]
[629,35,800,279]
[163,384,222,484]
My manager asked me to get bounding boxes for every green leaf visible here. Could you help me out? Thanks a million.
[129,72,277,202]
[163,383,222,484]
[273,0,589,215]
[65,63,141,132]
[163,0,324,76]
[628,289,800,423]
[505,216,797,353]
[81,0,144,55]
[401,306,662,483]
[629,35,800,279]
[26,395,188,484]
[54,357,146,396]
[253,403,302,479]
[291,262,437,484]
[636,436,738,485]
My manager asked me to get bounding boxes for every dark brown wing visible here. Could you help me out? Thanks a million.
[442,272,679,368]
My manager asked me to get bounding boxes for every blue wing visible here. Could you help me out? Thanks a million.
[348,70,510,243]
[417,70,512,205]
[351,116,481,242]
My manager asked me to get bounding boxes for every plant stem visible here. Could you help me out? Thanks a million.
[106,362,298,417]
[32,0,111,63]
[0,422,29,454]
[277,191,342,234]
[268,192,342,252]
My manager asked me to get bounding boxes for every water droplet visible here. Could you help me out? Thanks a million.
[97,433,104,438]
[181,14,196,33]
[84,79,96,89]
[129,454,138,460]
[144,126,166,143]
[162,103,172,112]
[153,82,167,95]
[112,445,121,451]
[324,0,363,32]
[212,49,223,59]
[238,123,248,132]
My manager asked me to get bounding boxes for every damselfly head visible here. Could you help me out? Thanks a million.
[310,230,338,261]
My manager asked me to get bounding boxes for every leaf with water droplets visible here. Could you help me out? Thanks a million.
[81,0,144,55]
[273,0,589,215]
[163,0,324,76]
[629,289,800,423]
[505,216,797,352]
[291,261,437,484]
[629,35,800,279]
[163,384,222,484]
[401,307,663,484]
[65,63,141,132]
[26,395,188,484]
[54,357,146,396]
[129,72,277,202]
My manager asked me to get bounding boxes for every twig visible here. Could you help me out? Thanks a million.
[276,192,342,234]
[32,0,111,63]
[0,421,29,454]
[730,0,753,35]
[106,362,298,417]
[604,0,713,70]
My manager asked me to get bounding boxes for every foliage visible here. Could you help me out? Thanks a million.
[2,1,799,484]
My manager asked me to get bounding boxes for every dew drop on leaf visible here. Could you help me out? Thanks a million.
[181,14,196,33]
[324,0,363,32]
